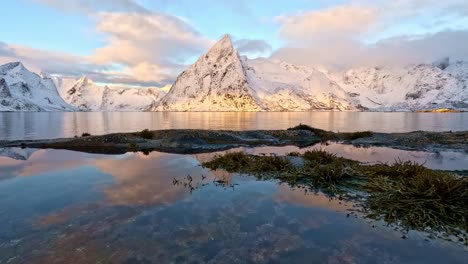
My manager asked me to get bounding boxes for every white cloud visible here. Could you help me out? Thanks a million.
[91,12,210,65]
[12,0,214,86]
[0,42,15,57]
[34,0,149,14]
[0,43,103,75]
[273,0,468,68]
[277,5,379,41]
[234,39,272,57]
[273,30,468,69]
[88,12,211,84]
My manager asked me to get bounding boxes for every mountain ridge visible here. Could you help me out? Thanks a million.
[1,35,467,112]
[0,62,76,111]
[153,35,466,112]
[53,76,166,111]
[154,34,263,111]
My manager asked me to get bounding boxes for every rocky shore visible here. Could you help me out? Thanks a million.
[0,125,466,154]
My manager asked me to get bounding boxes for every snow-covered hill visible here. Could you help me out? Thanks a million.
[54,76,166,111]
[0,62,76,111]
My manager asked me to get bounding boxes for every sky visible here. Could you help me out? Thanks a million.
[1,0,468,88]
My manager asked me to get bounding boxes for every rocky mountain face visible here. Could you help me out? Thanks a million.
[0,62,75,111]
[330,59,468,111]
[54,76,166,111]
[243,58,355,111]
[154,35,355,111]
[1,36,467,112]
[154,35,262,111]
[155,35,467,112]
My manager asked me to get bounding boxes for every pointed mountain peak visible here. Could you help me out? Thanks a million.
[203,34,237,60]
[7,61,25,68]
[76,76,93,86]
[155,33,263,111]
[216,34,233,47]
[0,61,27,73]
[220,34,232,43]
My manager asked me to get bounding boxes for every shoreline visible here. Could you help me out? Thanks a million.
[1,125,467,154]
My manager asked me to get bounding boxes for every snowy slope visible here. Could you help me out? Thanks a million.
[54,76,166,111]
[0,62,76,111]
[330,60,468,111]
[154,35,262,111]
[244,58,355,111]
[2,45,466,112]
[154,35,355,111]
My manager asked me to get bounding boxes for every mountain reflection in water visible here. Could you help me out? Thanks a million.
[0,147,466,263]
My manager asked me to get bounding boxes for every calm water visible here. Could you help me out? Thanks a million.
[1,112,467,140]
[0,146,467,263]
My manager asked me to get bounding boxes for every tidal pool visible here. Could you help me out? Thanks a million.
[0,147,466,263]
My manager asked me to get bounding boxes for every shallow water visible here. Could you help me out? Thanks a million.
[0,147,466,263]
[201,142,468,171]
[1,112,467,140]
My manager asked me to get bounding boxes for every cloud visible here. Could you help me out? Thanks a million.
[34,0,149,14]
[273,30,468,69]
[29,0,213,86]
[0,43,105,75]
[273,0,468,68]
[0,42,169,87]
[234,39,272,57]
[0,42,15,57]
[277,5,379,41]
[90,11,211,80]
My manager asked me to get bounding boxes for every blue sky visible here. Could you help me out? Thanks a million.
[1,0,468,87]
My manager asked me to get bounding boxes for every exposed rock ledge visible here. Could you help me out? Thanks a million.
[1,127,467,154]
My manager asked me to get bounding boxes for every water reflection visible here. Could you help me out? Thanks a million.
[1,112,467,140]
[196,142,468,171]
[0,149,466,263]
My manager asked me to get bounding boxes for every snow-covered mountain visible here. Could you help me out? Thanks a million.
[329,58,468,111]
[2,36,467,112]
[153,35,355,111]
[244,58,355,111]
[154,35,467,112]
[154,34,262,111]
[0,62,76,111]
[54,76,166,111]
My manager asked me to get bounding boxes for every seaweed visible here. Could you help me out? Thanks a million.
[287,124,374,141]
[203,152,292,174]
[202,151,468,239]
[360,161,468,234]
[139,129,154,139]
[287,124,336,140]
[341,131,374,140]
